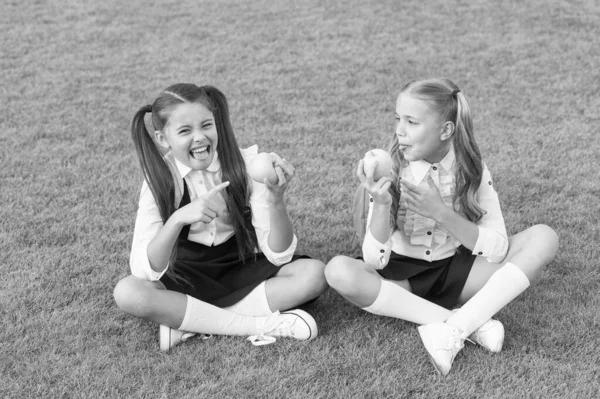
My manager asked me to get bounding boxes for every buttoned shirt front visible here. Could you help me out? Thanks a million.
[362,148,508,269]
[129,145,297,280]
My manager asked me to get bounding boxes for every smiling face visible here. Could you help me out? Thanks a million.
[395,92,453,163]
[154,102,218,170]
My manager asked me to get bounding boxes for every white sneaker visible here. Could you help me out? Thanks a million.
[159,325,197,351]
[418,323,469,377]
[248,309,318,346]
[469,319,504,353]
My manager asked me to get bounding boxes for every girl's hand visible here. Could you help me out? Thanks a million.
[177,181,230,225]
[264,154,294,204]
[357,159,392,205]
[400,175,448,221]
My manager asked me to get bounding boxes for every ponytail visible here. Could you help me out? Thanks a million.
[452,91,485,223]
[131,104,176,223]
[204,86,258,260]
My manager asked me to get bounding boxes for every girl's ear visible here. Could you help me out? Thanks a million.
[154,130,170,149]
[440,121,455,141]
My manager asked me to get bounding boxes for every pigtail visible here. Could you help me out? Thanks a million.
[451,92,485,223]
[131,103,184,284]
[387,137,405,227]
[203,86,259,261]
[131,105,176,224]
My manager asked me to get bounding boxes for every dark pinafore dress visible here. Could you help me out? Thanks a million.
[376,247,476,309]
[160,182,307,308]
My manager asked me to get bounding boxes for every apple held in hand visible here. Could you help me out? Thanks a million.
[363,149,393,180]
[248,152,278,184]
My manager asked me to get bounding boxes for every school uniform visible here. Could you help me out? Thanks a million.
[362,147,509,308]
[129,145,306,307]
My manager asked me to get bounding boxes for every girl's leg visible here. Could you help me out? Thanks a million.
[264,258,329,311]
[114,276,258,334]
[223,281,272,316]
[419,225,558,375]
[324,255,453,325]
[113,276,315,343]
[447,224,559,337]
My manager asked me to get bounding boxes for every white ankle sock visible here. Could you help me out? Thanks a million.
[446,262,530,336]
[362,280,452,325]
[223,281,273,316]
[179,295,262,336]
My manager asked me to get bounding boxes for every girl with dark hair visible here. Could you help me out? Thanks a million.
[325,78,558,376]
[114,84,327,351]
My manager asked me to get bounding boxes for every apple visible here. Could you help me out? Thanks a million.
[248,152,278,184]
[363,149,393,180]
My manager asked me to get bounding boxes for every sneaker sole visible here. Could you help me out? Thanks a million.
[417,325,449,377]
[281,309,318,341]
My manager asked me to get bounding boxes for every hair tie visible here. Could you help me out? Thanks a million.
[146,104,153,113]
[451,89,460,99]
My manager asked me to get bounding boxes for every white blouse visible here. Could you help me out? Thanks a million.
[129,145,297,280]
[362,147,508,269]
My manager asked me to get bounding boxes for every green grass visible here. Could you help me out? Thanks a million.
[2,0,599,397]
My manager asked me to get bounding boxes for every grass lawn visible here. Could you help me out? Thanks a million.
[1,0,599,397]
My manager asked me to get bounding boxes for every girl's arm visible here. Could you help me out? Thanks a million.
[130,181,169,280]
[358,159,395,269]
[265,196,294,252]
[148,181,230,271]
[400,165,508,263]
[264,156,295,251]
[250,154,297,265]
[130,180,229,279]
[145,212,186,273]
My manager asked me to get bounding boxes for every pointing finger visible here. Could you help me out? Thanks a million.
[206,181,230,196]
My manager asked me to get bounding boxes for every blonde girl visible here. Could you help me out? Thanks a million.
[114,84,327,351]
[325,78,558,376]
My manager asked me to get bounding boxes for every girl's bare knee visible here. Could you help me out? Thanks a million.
[113,276,134,310]
[324,256,357,291]
[301,259,328,295]
[528,224,559,264]
[113,276,154,317]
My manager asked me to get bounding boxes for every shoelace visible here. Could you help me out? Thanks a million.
[445,331,473,350]
[247,311,294,346]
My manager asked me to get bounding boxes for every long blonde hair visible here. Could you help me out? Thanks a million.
[389,78,485,224]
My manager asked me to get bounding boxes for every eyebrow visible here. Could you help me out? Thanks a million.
[396,113,418,120]
[175,117,214,129]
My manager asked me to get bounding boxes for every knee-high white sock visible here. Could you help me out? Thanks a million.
[363,280,452,325]
[179,295,262,336]
[446,262,531,336]
[224,281,273,316]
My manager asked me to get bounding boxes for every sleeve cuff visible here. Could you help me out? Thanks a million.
[472,226,509,263]
[130,249,169,281]
[262,234,298,266]
[362,228,391,270]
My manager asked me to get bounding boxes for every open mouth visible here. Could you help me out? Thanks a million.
[190,145,210,160]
